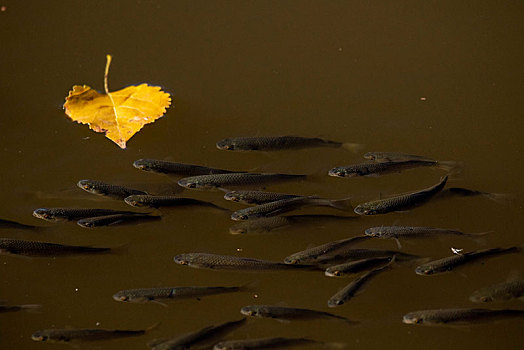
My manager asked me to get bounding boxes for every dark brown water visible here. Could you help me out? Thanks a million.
[1,1,523,349]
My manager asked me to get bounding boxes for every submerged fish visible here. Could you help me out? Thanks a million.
[133,159,239,176]
[32,208,138,222]
[178,173,307,191]
[77,179,147,200]
[77,213,160,228]
[0,303,41,313]
[148,318,246,350]
[214,337,325,350]
[415,246,522,275]
[354,176,448,215]
[325,256,393,277]
[283,236,373,265]
[315,248,417,265]
[327,258,394,307]
[363,152,434,162]
[328,160,457,177]
[470,279,524,302]
[174,253,310,271]
[439,187,510,202]
[365,226,477,239]
[31,324,156,342]
[113,285,246,304]
[0,238,111,257]
[124,195,225,210]
[0,218,39,230]
[240,305,353,323]
[216,136,360,152]
[223,190,302,205]
[230,196,352,221]
[402,308,524,325]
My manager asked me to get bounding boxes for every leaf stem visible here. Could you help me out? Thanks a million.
[104,54,124,148]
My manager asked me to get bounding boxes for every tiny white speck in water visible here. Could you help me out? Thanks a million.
[95,322,100,326]
[74,288,79,292]
[451,247,463,255]
[420,97,427,101]
[253,294,258,299]
[236,248,243,252]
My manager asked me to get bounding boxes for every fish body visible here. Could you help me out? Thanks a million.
[31,325,154,342]
[284,236,373,265]
[328,259,393,307]
[178,173,307,190]
[223,190,302,205]
[231,196,352,221]
[0,304,41,313]
[216,136,344,151]
[133,159,239,176]
[315,248,416,265]
[415,246,521,275]
[113,285,243,303]
[124,195,224,210]
[354,176,448,215]
[363,152,434,162]
[32,208,138,222]
[328,159,442,177]
[229,216,295,234]
[470,280,524,302]
[402,308,524,325]
[325,256,393,277]
[0,218,38,230]
[148,318,246,350]
[364,226,469,239]
[240,305,351,323]
[0,238,110,257]
[77,179,147,200]
[214,337,321,350]
[77,213,159,228]
[174,253,309,271]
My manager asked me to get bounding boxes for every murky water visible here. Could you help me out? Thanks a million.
[1,1,524,349]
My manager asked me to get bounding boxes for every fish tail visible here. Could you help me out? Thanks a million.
[437,161,463,175]
[21,304,42,312]
[145,322,161,333]
[342,143,364,153]
[324,341,348,349]
[239,280,259,291]
[109,243,130,255]
[327,197,353,211]
[483,192,515,203]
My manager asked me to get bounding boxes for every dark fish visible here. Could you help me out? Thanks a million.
[470,279,524,303]
[0,218,39,230]
[328,160,457,178]
[113,285,245,304]
[327,258,394,307]
[0,238,111,257]
[315,248,417,266]
[240,305,353,323]
[133,159,239,176]
[363,152,434,162]
[32,208,138,222]
[77,213,160,228]
[223,190,302,205]
[284,236,373,265]
[77,179,147,200]
[0,303,41,313]
[148,318,246,350]
[415,246,522,275]
[402,308,524,325]
[214,337,324,350]
[178,173,307,191]
[216,135,360,152]
[230,196,352,221]
[124,195,225,210]
[324,256,393,277]
[174,253,311,271]
[354,176,448,215]
[439,187,510,202]
[31,324,156,342]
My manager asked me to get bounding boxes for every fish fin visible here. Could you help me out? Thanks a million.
[328,197,353,211]
[484,192,515,204]
[107,220,126,226]
[342,143,364,153]
[239,280,259,292]
[275,318,291,324]
[145,322,161,332]
[147,337,169,348]
[217,187,232,193]
[394,238,402,250]
[436,161,463,175]
[150,300,168,307]
[507,270,522,282]
[21,304,42,312]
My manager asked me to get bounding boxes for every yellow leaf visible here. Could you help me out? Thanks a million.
[63,55,171,149]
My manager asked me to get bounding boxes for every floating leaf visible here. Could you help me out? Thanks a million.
[64,55,171,149]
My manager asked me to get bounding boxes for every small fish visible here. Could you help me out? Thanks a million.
[0,238,111,257]
[213,337,325,350]
[32,208,138,222]
[354,176,448,215]
[223,190,302,205]
[315,248,417,266]
[178,173,307,191]
[470,279,524,302]
[133,159,239,176]
[230,196,352,221]
[327,258,394,307]
[0,303,41,313]
[240,305,353,323]
[439,187,510,202]
[174,253,311,271]
[77,213,160,228]
[402,308,524,326]
[415,246,522,275]
[148,318,246,350]
[284,236,373,265]
[325,256,393,277]
[31,324,156,342]
[328,160,457,177]
[363,152,434,162]
[77,179,147,200]
[216,136,360,152]
[124,195,226,211]
[0,218,39,230]
[113,285,246,304]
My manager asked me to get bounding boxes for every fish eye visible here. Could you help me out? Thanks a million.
[334,271,341,276]
[480,296,490,302]
[119,296,128,301]
[179,260,188,265]
[187,183,196,188]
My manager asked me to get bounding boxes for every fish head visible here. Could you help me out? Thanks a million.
[112,292,129,302]
[77,179,100,194]
[132,159,149,170]
[469,292,492,303]
[229,225,247,235]
[324,269,342,277]
[177,178,210,190]
[364,228,382,237]
[231,212,249,221]
[77,220,94,228]
[223,191,241,202]
[415,265,434,275]
[354,205,377,215]
[239,305,257,317]
[327,298,344,308]
[124,195,143,207]
[173,254,191,265]
[31,331,49,342]
[328,167,350,177]
[402,312,424,324]
[32,208,57,222]
[216,138,236,150]
[283,256,299,264]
